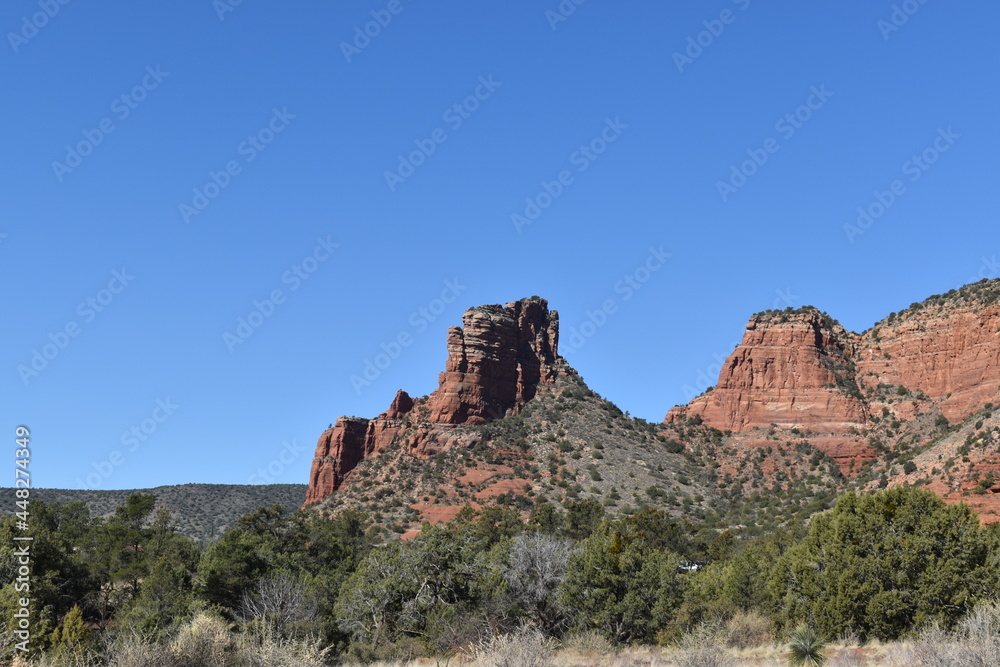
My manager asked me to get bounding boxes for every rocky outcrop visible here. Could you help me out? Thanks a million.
[666,310,868,432]
[856,303,1000,421]
[427,297,560,425]
[305,417,371,506]
[666,286,1000,475]
[664,310,873,470]
[305,297,561,506]
[304,393,413,506]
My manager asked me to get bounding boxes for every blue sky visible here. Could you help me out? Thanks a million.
[4,1,999,490]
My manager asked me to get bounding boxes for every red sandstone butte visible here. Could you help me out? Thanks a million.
[666,311,868,434]
[666,296,1000,474]
[305,297,560,506]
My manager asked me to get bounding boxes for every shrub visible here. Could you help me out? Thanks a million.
[560,629,613,654]
[106,630,172,667]
[467,625,555,667]
[903,605,1000,667]
[724,611,772,649]
[504,533,573,634]
[240,623,331,666]
[674,621,733,667]
[48,605,91,661]
[560,523,683,643]
[770,487,1000,641]
[674,646,733,667]
[787,625,827,666]
[168,613,236,667]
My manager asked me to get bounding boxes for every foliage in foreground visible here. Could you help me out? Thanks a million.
[0,487,999,664]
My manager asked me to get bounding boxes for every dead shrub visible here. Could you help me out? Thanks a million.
[468,624,556,667]
[723,611,772,650]
[561,628,614,654]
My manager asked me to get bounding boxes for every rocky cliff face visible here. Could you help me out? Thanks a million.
[856,301,1000,422]
[665,310,873,470]
[304,401,413,506]
[666,284,1000,474]
[428,297,560,425]
[666,311,868,433]
[305,297,561,506]
[305,282,1000,524]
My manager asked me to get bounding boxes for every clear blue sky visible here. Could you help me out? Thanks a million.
[4,1,999,490]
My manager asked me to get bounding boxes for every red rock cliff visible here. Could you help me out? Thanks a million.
[856,302,1000,421]
[665,284,1000,474]
[305,297,560,506]
[427,297,560,425]
[666,310,868,434]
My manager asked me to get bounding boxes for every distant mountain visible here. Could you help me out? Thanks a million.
[0,483,306,544]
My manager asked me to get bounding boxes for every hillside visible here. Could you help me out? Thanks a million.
[0,483,306,544]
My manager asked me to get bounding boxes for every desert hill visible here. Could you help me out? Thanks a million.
[0,483,306,544]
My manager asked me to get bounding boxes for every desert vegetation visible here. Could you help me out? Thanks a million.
[0,484,307,545]
[2,485,999,665]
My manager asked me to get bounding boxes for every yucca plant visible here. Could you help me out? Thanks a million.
[787,625,827,666]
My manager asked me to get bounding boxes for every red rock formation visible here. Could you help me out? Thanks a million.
[305,417,370,506]
[305,297,560,506]
[427,297,560,425]
[856,303,1000,421]
[304,394,416,506]
[666,287,1000,476]
[664,310,873,470]
[666,311,868,432]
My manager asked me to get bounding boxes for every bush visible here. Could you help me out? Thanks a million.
[724,611,772,649]
[560,629,613,654]
[103,614,331,667]
[467,625,555,667]
[238,623,331,666]
[674,622,733,667]
[903,615,1000,667]
[787,625,827,666]
[951,599,1000,663]
[504,533,573,634]
[106,630,172,667]
[560,514,688,644]
[770,487,999,641]
[168,613,236,667]
[674,646,733,667]
[48,605,91,661]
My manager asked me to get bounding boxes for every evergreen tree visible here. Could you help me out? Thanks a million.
[770,487,999,641]
[560,520,683,643]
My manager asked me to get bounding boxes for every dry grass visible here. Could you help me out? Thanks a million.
[560,630,615,655]
[464,625,557,667]
[28,604,1000,666]
[21,612,333,667]
[883,600,1000,666]
[353,642,896,667]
